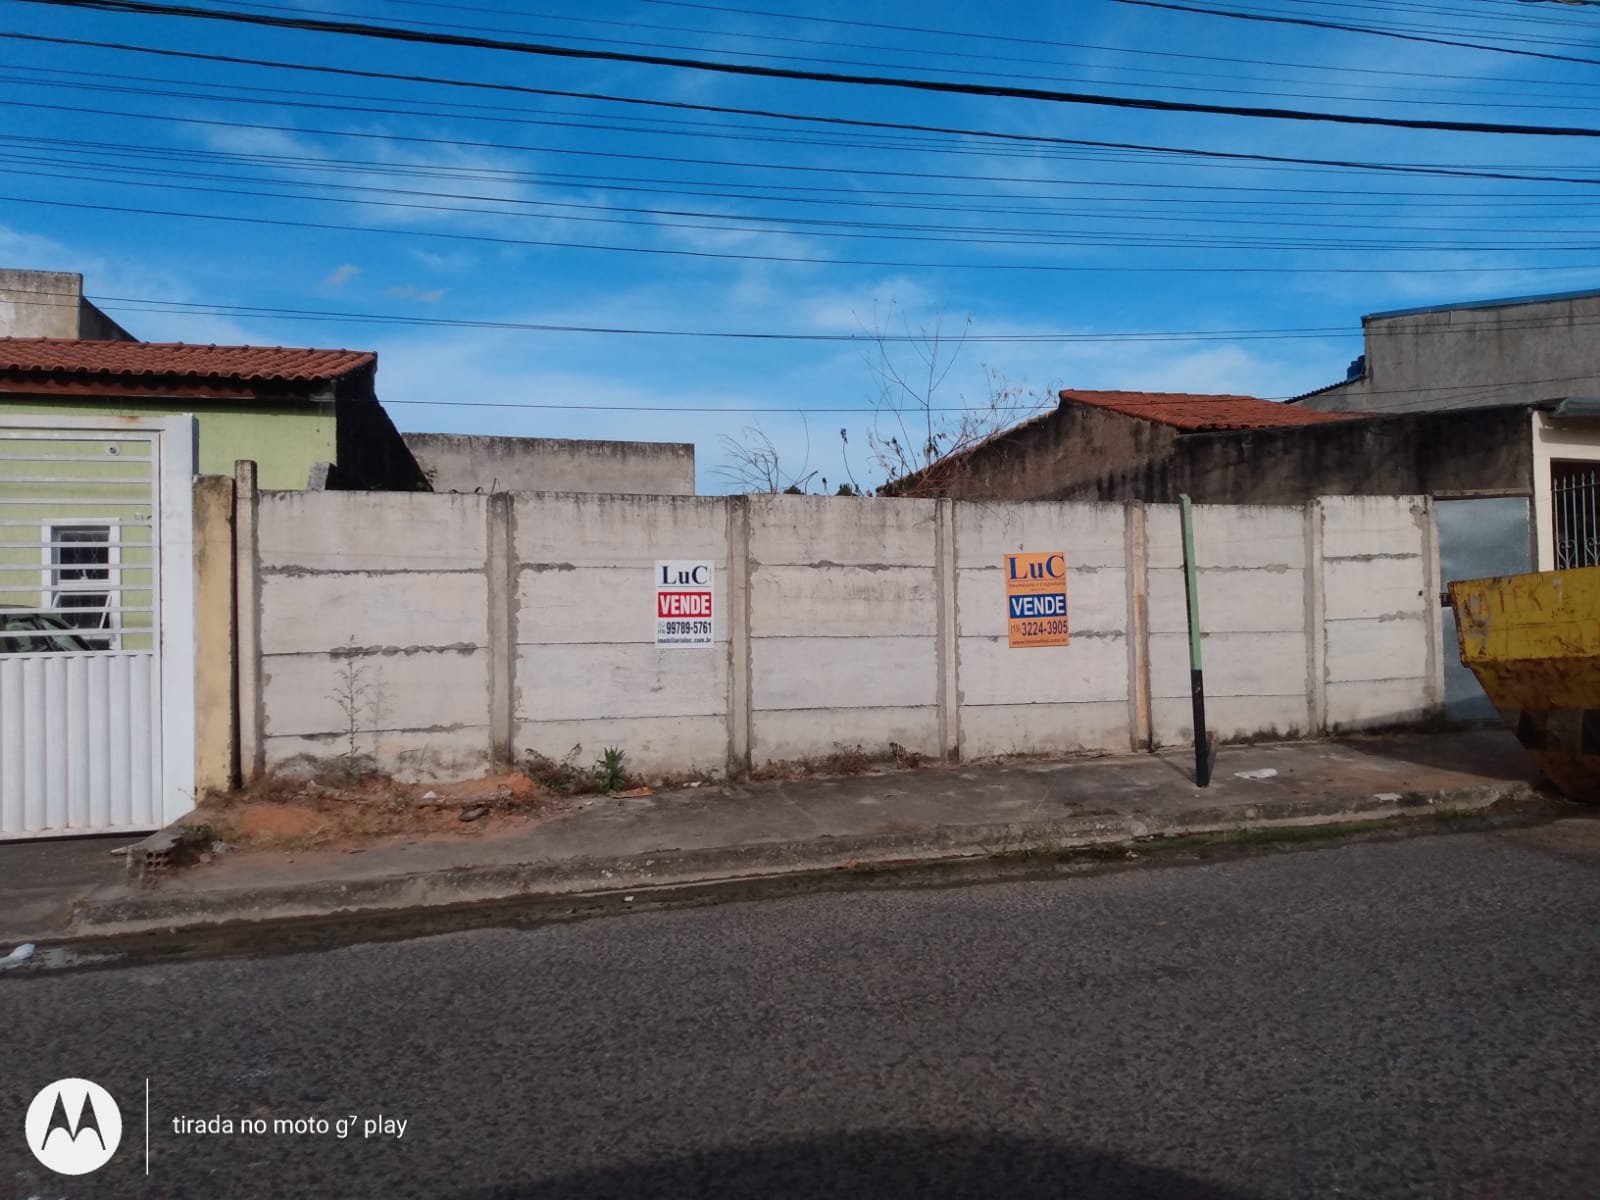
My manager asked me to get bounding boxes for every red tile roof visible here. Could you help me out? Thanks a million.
[1060,389,1357,432]
[0,338,375,384]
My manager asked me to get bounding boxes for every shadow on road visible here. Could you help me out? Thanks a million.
[460,1129,1258,1200]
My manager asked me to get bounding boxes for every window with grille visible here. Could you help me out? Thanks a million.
[45,523,117,649]
[1552,461,1600,571]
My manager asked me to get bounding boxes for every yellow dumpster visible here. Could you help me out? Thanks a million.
[1449,565,1600,802]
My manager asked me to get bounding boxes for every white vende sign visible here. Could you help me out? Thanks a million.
[656,560,714,647]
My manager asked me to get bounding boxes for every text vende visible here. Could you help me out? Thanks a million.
[658,591,713,618]
[1008,593,1066,619]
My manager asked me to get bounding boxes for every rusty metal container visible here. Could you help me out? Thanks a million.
[1449,565,1600,802]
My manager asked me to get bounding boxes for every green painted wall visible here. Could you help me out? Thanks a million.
[2,398,338,489]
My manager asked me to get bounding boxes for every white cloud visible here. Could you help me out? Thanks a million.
[385,285,448,303]
[0,223,70,266]
[322,263,361,288]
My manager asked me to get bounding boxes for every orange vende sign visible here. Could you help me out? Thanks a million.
[1004,552,1069,648]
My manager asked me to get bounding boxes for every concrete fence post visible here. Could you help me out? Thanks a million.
[935,498,960,761]
[1420,497,1445,715]
[233,460,265,784]
[727,495,753,775]
[1304,498,1328,735]
[1124,501,1153,752]
[486,492,517,765]
[191,476,238,794]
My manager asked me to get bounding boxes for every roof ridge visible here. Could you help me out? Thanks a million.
[1058,387,1356,431]
[0,335,370,356]
[0,339,378,388]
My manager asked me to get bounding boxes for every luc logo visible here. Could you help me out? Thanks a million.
[25,1078,123,1175]
[659,563,711,586]
[1006,553,1065,581]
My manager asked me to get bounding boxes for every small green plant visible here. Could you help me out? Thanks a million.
[594,746,629,792]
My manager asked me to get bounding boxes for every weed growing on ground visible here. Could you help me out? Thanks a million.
[594,747,629,793]
[328,639,387,784]
[521,745,595,794]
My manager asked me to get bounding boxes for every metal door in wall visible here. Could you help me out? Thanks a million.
[1436,496,1534,720]
[0,416,194,838]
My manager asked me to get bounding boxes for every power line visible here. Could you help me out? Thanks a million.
[20,0,1600,138]
[14,160,1599,252]
[24,152,1598,238]
[8,32,1600,191]
[11,284,1600,346]
[23,132,1600,217]
[1114,0,1600,68]
[12,123,1600,211]
[11,38,1598,120]
[129,0,1600,112]
[640,0,1593,70]
[10,191,1600,271]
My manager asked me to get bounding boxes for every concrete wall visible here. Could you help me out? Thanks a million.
[0,269,134,340]
[513,493,731,772]
[954,502,1136,756]
[253,490,494,778]
[405,433,695,496]
[1298,290,1600,415]
[1316,496,1441,729]
[241,487,1443,781]
[748,496,942,761]
[1145,503,1314,745]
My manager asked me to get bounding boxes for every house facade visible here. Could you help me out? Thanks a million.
[0,339,424,492]
[0,340,422,838]
[887,389,1356,502]
[1291,287,1600,416]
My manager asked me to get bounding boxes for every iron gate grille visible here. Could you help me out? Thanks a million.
[1553,461,1600,571]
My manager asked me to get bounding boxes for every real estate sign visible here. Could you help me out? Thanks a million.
[1005,552,1069,648]
[656,560,714,647]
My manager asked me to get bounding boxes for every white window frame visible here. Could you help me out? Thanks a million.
[40,519,123,650]
[1531,410,1600,571]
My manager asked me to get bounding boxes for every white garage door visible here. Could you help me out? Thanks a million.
[0,415,195,838]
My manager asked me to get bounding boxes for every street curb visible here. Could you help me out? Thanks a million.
[56,779,1563,940]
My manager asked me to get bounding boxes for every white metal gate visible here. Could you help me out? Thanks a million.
[0,415,195,838]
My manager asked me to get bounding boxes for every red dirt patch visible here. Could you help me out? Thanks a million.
[232,804,328,842]
[185,766,564,852]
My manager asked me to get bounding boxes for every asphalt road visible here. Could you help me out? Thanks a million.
[5,821,1600,1199]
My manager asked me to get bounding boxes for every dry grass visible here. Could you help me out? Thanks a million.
[750,742,909,782]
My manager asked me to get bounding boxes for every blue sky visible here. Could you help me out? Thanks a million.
[4,0,1600,491]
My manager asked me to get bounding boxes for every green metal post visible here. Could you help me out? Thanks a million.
[1179,495,1211,787]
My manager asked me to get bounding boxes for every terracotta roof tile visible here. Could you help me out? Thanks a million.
[0,338,375,384]
[1059,388,1358,431]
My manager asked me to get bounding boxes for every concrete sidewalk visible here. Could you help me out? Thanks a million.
[0,730,1560,943]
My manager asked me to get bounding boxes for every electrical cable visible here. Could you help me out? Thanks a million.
[19,0,1600,138]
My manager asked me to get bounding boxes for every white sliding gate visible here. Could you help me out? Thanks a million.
[0,415,195,838]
